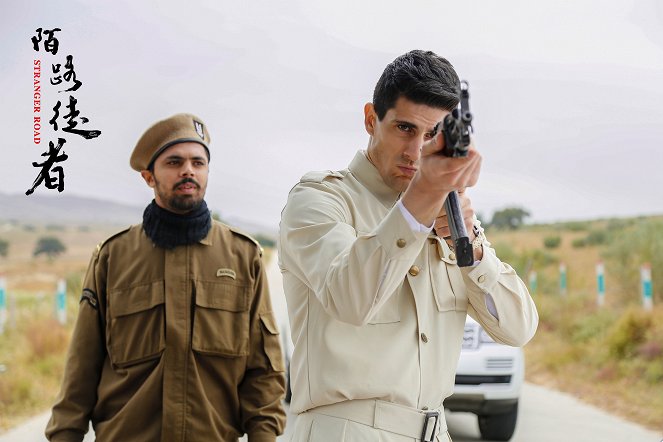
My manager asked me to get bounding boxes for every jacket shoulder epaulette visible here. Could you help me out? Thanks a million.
[299,169,346,184]
[225,224,264,257]
[94,226,132,255]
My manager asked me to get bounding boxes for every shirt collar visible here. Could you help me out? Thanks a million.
[348,150,401,209]
[199,223,214,246]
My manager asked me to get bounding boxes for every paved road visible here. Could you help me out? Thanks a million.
[446,382,662,442]
[2,255,661,441]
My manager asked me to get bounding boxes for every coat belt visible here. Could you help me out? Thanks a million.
[307,399,445,440]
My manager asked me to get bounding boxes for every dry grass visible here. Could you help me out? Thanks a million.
[0,223,115,431]
[0,314,72,430]
[488,221,663,433]
[526,305,663,431]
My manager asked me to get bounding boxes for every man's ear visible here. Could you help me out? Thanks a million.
[364,102,377,136]
[140,170,156,188]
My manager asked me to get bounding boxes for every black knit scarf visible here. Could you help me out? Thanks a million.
[142,199,211,249]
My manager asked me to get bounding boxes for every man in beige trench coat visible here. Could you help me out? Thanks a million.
[278,50,539,441]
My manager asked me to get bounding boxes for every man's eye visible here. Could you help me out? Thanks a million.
[424,132,434,140]
[397,124,412,133]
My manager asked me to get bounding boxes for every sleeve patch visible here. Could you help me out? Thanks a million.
[80,289,99,309]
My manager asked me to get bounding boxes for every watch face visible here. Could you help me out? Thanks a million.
[471,227,486,249]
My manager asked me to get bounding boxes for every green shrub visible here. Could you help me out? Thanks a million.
[571,309,617,344]
[585,230,608,246]
[33,236,66,259]
[606,309,652,359]
[644,360,663,384]
[543,236,561,249]
[572,238,587,248]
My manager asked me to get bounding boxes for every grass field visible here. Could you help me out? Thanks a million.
[487,217,663,432]
[0,217,661,433]
[0,222,121,430]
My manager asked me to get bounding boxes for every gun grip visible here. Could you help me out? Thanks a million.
[444,191,474,267]
[453,237,474,267]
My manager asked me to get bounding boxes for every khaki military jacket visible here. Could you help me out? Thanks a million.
[278,151,538,415]
[46,221,286,442]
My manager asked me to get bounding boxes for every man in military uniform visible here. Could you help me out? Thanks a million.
[279,50,538,441]
[46,113,286,442]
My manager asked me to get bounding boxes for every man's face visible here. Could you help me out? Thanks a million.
[141,142,209,214]
[364,96,449,192]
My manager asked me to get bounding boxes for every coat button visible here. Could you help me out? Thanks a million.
[397,238,407,248]
[478,274,486,283]
[420,333,429,343]
[449,252,456,261]
[409,265,420,276]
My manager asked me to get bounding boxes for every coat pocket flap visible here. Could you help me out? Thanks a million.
[194,280,249,312]
[109,281,164,318]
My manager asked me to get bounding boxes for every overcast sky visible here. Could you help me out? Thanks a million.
[2,0,662,229]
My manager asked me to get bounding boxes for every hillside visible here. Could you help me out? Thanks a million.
[0,192,142,226]
[0,192,276,237]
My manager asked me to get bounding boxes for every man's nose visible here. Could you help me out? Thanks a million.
[403,137,423,162]
[180,161,195,176]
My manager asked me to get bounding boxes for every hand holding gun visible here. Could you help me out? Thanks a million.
[433,80,474,267]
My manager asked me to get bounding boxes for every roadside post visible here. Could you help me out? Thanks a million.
[559,262,567,296]
[596,261,605,307]
[56,279,66,325]
[641,263,653,311]
[0,276,6,335]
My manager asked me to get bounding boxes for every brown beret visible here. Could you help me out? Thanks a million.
[130,113,211,171]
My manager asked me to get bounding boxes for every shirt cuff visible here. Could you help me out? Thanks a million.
[397,200,434,233]
[485,293,499,319]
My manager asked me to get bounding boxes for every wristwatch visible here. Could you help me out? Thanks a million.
[471,221,489,250]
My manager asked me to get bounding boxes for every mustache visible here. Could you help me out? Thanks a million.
[400,155,416,167]
[173,178,200,190]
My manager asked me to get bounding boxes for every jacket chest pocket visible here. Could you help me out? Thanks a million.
[428,243,468,312]
[192,280,249,357]
[108,281,165,368]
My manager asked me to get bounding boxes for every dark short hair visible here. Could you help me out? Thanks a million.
[372,50,460,120]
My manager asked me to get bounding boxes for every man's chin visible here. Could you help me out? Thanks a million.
[169,196,203,213]
[389,176,412,192]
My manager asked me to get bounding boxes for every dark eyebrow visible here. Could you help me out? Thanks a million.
[163,155,207,162]
[394,120,417,130]
[164,155,181,161]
